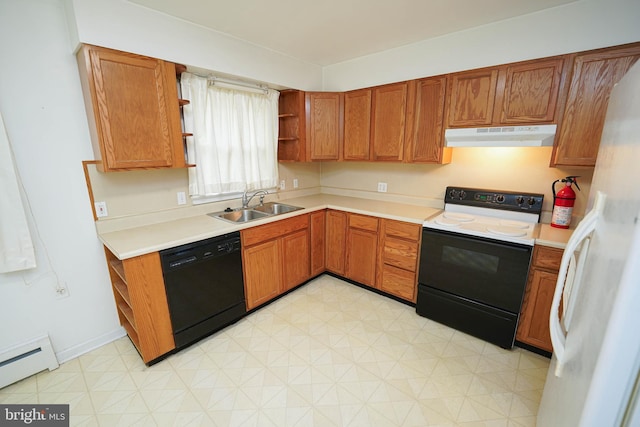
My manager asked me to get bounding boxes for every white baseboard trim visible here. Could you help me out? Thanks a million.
[55,327,126,364]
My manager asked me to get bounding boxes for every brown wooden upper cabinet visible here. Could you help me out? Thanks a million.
[447,57,567,128]
[306,92,343,161]
[343,88,372,161]
[552,44,640,167]
[406,76,451,164]
[371,82,409,161]
[76,44,187,172]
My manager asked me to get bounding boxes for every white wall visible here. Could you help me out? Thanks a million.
[323,0,640,90]
[320,149,593,222]
[65,0,324,91]
[0,0,123,362]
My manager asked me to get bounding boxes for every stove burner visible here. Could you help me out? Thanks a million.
[498,219,529,229]
[487,225,528,237]
[443,212,475,222]
[435,217,462,226]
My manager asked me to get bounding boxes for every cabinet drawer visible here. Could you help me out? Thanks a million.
[380,264,416,302]
[348,213,379,232]
[533,245,563,271]
[242,214,308,247]
[384,219,421,241]
[383,238,419,271]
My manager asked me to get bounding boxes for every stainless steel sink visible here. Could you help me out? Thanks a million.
[209,202,303,224]
[253,202,303,215]
[210,208,270,223]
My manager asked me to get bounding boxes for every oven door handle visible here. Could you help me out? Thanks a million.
[549,191,604,377]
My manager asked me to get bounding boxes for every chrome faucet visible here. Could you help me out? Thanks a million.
[242,190,268,208]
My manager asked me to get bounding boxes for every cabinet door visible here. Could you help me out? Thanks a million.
[553,45,640,166]
[346,228,378,287]
[243,240,282,310]
[516,268,557,352]
[408,76,450,164]
[371,82,408,161]
[498,58,565,124]
[343,89,372,160]
[325,210,347,275]
[80,46,181,171]
[282,229,310,291]
[447,69,499,127]
[310,210,326,277]
[306,92,342,161]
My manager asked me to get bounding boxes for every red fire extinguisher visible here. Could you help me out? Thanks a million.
[551,176,580,229]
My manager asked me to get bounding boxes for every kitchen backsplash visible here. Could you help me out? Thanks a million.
[86,146,592,225]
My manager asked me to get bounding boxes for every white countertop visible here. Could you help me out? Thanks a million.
[98,193,573,259]
[535,224,573,249]
[99,194,441,260]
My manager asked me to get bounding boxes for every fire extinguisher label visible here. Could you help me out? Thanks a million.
[552,206,573,226]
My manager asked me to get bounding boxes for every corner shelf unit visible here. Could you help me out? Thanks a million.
[175,63,196,168]
[278,90,307,162]
[103,248,175,364]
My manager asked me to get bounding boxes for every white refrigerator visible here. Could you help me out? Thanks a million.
[537,62,640,426]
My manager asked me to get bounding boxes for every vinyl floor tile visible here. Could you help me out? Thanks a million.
[1,275,549,426]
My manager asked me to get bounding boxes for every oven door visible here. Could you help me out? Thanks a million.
[419,228,532,311]
[417,228,533,348]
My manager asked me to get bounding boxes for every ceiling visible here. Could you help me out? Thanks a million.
[129,0,577,66]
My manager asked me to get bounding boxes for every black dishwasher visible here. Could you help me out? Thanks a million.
[160,232,246,348]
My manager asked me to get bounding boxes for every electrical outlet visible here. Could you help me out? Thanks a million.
[177,191,187,205]
[95,201,108,218]
[55,282,70,300]
[293,178,299,189]
[377,182,388,193]
[280,180,286,190]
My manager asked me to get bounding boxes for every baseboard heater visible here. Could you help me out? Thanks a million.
[0,335,58,388]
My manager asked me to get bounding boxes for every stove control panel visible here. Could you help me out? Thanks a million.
[445,187,544,214]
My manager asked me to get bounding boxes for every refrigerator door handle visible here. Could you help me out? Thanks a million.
[550,191,605,376]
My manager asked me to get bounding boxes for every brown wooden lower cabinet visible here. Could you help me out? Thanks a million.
[104,247,175,363]
[517,245,564,352]
[377,219,422,302]
[346,213,379,287]
[241,214,310,310]
[310,210,326,276]
[325,210,347,275]
[242,239,282,310]
[323,210,421,303]
[282,229,310,291]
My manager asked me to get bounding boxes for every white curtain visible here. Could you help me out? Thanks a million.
[180,73,280,197]
[0,111,36,273]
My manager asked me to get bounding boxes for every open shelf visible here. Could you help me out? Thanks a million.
[278,90,306,162]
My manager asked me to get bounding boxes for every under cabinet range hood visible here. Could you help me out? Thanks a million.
[444,124,557,147]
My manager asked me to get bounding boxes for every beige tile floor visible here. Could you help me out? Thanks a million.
[0,275,549,426]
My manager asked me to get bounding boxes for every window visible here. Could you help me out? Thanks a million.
[180,73,279,202]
